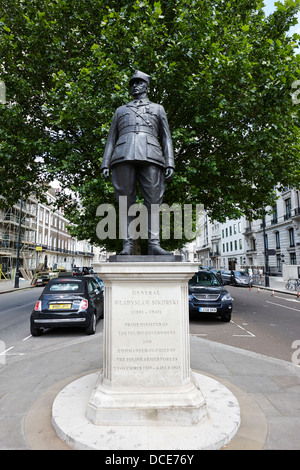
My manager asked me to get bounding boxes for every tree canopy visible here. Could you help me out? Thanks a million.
[1,0,300,252]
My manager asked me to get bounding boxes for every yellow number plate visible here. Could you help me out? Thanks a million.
[49,304,72,310]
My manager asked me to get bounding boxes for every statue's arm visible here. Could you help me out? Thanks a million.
[101,111,119,178]
[158,105,175,182]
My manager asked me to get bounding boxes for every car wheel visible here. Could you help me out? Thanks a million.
[221,314,231,322]
[86,312,96,335]
[30,323,43,336]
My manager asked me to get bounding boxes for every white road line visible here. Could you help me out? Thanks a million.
[232,322,255,337]
[0,346,14,356]
[22,335,32,341]
[274,295,300,303]
[266,300,300,312]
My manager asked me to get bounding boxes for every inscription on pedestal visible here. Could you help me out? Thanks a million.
[111,283,184,387]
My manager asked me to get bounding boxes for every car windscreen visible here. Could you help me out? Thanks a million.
[44,280,84,293]
[189,272,221,286]
[234,271,248,277]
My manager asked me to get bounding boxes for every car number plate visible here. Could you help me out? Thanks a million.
[49,304,72,310]
[199,307,217,313]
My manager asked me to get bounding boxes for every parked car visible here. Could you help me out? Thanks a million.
[34,270,50,287]
[188,270,233,322]
[73,267,94,276]
[231,270,251,287]
[30,275,103,337]
[216,269,233,285]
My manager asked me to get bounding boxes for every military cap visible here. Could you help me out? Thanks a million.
[129,70,151,86]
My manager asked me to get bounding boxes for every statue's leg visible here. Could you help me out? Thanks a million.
[111,163,136,255]
[138,164,172,255]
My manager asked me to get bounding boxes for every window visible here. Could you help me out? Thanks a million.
[233,224,237,234]
[238,222,241,233]
[226,228,228,237]
[222,229,224,238]
[272,204,278,224]
[229,226,232,236]
[289,228,295,247]
[276,254,282,272]
[275,231,280,249]
[234,240,237,250]
[264,234,268,250]
[285,198,292,219]
[290,253,297,265]
[47,280,83,292]
[230,241,233,251]
[239,239,242,250]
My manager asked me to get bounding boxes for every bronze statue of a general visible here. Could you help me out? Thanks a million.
[101,70,175,255]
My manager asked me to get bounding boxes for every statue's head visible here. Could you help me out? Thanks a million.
[129,70,151,97]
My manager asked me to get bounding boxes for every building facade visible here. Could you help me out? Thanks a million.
[192,187,300,276]
[0,188,101,278]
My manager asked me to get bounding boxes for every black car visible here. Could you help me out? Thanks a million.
[30,276,103,336]
[188,270,233,322]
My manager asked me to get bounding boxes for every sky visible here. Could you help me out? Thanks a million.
[263,0,300,36]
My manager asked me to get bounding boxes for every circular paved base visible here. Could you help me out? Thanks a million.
[52,371,240,450]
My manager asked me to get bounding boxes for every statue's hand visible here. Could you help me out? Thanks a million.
[165,167,174,183]
[102,168,110,180]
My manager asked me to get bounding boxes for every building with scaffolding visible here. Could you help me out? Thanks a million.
[0,195,37,279]
[0,188,98,280]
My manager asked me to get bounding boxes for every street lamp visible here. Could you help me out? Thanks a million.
[262,216,270,287]
[14,194,23,289]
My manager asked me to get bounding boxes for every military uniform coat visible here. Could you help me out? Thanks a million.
[101,99,174,170]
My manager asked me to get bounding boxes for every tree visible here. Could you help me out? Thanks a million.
[1,0,300,252]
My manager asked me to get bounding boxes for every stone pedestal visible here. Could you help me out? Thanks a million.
[87,262,207,426]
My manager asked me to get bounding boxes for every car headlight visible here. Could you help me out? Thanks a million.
[188,294,194,301]
[221,293,232,301]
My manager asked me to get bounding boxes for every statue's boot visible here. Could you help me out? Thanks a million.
[119,239,134,255]
[148,239,172,256]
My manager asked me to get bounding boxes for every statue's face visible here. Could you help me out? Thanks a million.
[131,79,148,97]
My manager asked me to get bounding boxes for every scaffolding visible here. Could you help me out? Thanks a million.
[0,197,37,279]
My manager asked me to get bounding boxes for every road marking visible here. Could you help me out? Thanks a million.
[232,322,255,337]
[0,300,35,314]
[0,346,14,356]
[22,335,32,341]
[274,295,299,303]
[266,301,300,312]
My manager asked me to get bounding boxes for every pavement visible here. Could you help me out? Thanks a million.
[0,276,300,450]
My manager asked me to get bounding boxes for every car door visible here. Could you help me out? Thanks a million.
[88,279,103,318]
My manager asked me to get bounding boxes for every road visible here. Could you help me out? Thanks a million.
[1,284,300,365]
[190,285,300,363]
[0,287,104,365]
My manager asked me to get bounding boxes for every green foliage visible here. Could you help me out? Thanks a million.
[1,0,300,251]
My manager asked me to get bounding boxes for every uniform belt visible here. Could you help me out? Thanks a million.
[119,125,158,137]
